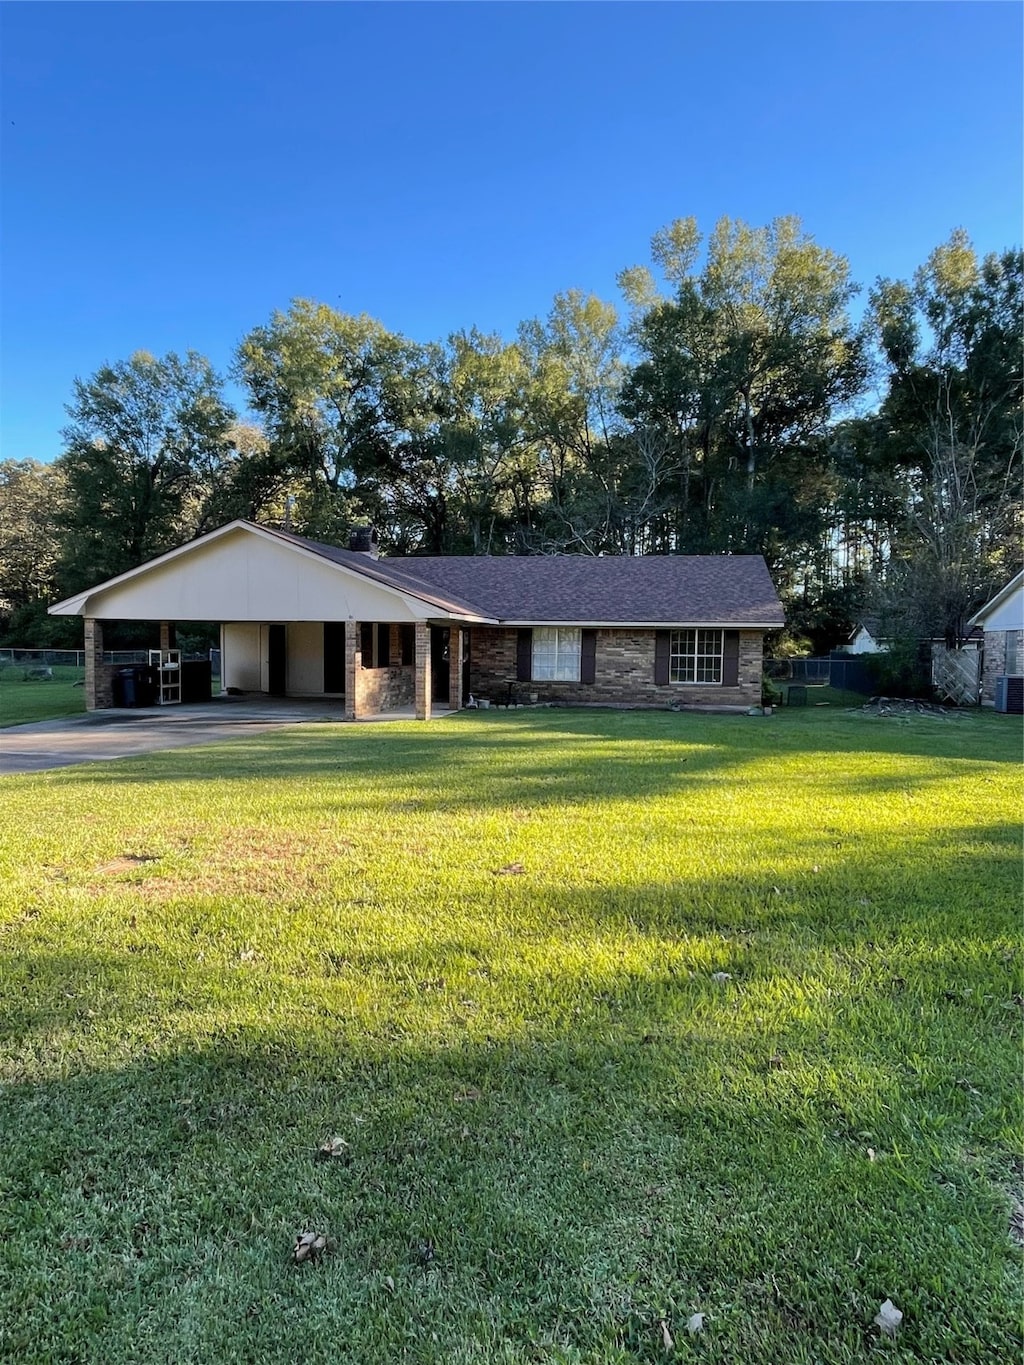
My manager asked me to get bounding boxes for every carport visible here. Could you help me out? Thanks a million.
[48,522,490,721]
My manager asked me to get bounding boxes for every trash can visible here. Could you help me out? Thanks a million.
[114,667,138,707]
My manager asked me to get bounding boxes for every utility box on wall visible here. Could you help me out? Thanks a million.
[994,675,1024,713]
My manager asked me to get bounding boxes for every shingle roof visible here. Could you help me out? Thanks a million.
[263,525,784,627]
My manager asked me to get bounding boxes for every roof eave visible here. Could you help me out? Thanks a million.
[497,619,784,629]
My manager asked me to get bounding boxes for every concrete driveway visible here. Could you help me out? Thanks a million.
[0,697,366,775]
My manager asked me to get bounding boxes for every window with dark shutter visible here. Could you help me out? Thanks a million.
[722,630,739,686]
[360,622,374,668]
[654,631,670,685]
[581,629,597,684]
[516,629,533,682]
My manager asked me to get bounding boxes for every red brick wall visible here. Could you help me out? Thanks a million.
[468,627,763,709]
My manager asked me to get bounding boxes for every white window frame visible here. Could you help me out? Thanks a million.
[532,627,582,682]
[670,629,724,685]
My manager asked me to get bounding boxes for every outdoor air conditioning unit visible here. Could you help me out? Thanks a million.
[994,675,1024,714]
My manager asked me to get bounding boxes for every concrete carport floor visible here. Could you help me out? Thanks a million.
[0,695,414,775]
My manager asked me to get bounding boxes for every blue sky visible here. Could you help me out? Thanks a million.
[2,1,1021,462]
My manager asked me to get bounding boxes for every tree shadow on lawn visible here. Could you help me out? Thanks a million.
[23,708,1020,822]
[1,1009,1021,1364]
[3,808,1021,1360]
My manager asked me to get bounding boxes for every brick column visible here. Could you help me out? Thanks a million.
[344,620,359,720]
[415,622,432,721]
[159,621,176,651]
[448,625,463,711]
[84,618,111,710]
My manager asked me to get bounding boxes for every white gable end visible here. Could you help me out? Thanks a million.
[61,526,435,622]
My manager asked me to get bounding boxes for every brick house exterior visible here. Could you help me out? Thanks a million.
[969,571,1024,707]
[51,521,785,718]
[468,626,765,709]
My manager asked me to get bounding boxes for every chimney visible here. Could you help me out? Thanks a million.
[348,527,379,558]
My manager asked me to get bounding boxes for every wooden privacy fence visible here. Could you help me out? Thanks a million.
[930,645,982,705]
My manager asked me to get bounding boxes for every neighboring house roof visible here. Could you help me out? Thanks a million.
[969,570,1024,630]
[847,616,883,643]
[269,527,784,627]
[49,520,785,628]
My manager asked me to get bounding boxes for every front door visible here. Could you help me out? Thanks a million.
[431,626,450,704]
[267,624,286,696]
[323,622,346,694]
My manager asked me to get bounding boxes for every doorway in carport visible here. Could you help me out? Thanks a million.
[323,622,346,694]
[268,624,286,696]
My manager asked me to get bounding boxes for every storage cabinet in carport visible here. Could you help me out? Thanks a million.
[113,665,159,708]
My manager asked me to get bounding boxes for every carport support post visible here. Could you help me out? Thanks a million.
[159,621,176,652]
[84,618,110,711]
[415,622,431,721]
[344,620,359,721]
[448,625,463,711]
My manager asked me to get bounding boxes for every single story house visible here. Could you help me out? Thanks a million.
[844,617,889,655]
[969,570,1024,707]
[49,520,785,719]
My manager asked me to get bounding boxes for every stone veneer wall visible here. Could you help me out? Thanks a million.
[980,628,1024,705]
[468,627,763,709]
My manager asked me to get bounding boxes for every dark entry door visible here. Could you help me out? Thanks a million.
[323,622,346,694]
[267,624,286,696]
[462,629,471,699]
[431,626,450,704]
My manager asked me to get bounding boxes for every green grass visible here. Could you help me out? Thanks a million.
[0,708,1020,1363]
[0,665,87,726]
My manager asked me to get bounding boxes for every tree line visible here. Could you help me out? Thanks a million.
[2,216,1020,656]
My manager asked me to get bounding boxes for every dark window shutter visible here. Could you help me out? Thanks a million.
[722,630,739,686]
[581,629,597,684]
[654,631,670,685]
[516,629,533,682]
[377,622,391,668]
[400,623,415,666]
[360,621,374,668]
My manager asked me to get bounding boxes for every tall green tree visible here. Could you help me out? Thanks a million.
[517,290,626,552]
[56,350,236,590]
[0,459,69,642]
[236,301,419,543]
[618,216,869,572]
[869,232,1023,645]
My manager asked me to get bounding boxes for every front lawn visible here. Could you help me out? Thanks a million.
[0,709,1020,1363]
[0,664,87,726]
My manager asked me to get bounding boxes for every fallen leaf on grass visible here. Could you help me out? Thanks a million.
[956,1078,981,1096]
[711,972,732,982]
[384,1274,395,1293]
[454,1088,482,1103]
[315,1135,350,1162]
[687,1312,706,1335]
[659,1318,675,1350]
[292,1231,328,1264]
[873,1299,903,1336]
[493,862,526,876]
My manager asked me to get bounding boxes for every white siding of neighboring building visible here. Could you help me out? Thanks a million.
[847,627,887,655]
[977,581,1024,633]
